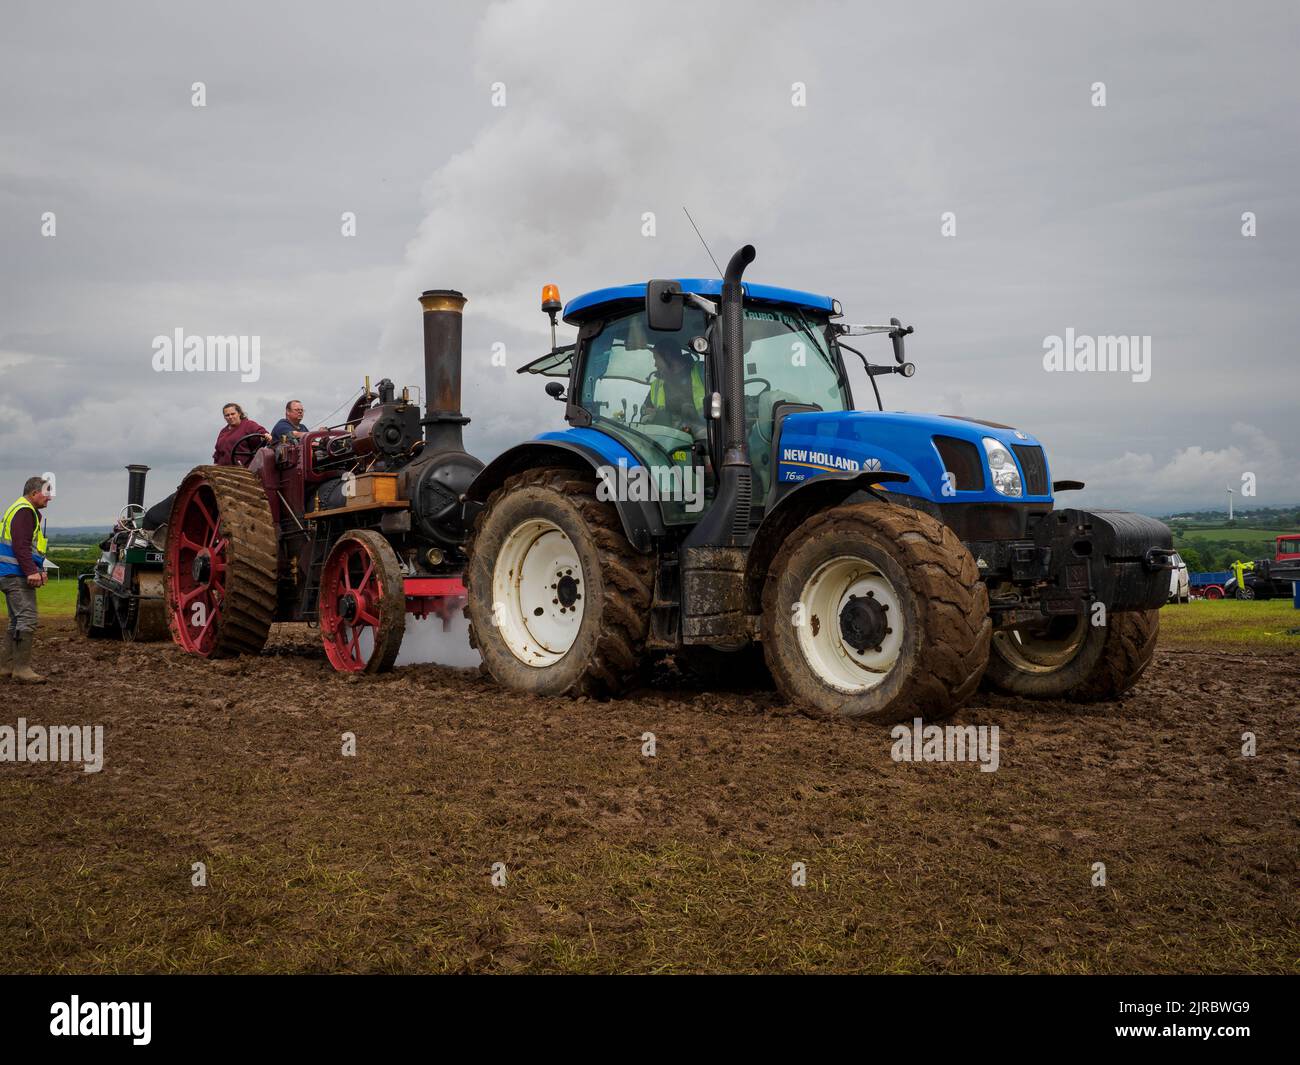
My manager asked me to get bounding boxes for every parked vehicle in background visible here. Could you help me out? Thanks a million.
[1191,537,1300,600]
[1272,534,1300,583]
[1167,551,1190,603]
[1189,570,1230,599]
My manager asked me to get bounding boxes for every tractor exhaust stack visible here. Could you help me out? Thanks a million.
[678,244,757,647]
[684,244,756,550]
[125,464,150,509]
[419,289,470,453]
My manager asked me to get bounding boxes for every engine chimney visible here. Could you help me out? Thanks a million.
[125,464,150,509]
[418,289,470,453]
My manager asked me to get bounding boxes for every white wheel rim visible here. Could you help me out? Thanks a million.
[493,517,585,666]
[992,616,1087,673]
[795,555,904,693]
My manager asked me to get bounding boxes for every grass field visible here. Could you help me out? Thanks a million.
[1175,526,1293,545]
[1159,598,1300,652]
[0,579,80,620]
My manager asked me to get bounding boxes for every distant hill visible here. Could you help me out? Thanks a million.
[46,526,112,542]
[1161,504,1300,525]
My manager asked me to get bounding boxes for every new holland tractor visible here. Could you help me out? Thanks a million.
[150,242,1172,724]
[461,245,1174,722]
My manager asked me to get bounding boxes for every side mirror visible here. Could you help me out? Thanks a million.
[544,381,566,401]
[889,317,914,364]
[646,279,684,332]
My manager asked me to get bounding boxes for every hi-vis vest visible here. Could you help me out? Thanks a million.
[649,364,707,412]
[0,497,48,578]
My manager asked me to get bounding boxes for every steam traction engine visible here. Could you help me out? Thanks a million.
[164,291,482,672]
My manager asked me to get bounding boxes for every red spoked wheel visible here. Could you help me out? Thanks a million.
[319,529,405,673]
[165,465,277,658]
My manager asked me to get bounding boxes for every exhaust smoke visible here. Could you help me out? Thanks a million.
[396,612,481,669]
[378,0,814,462]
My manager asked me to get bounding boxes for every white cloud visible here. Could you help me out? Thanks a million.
[1072,423,1287,513]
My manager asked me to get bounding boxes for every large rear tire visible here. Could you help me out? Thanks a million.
[465,468,653,698]
[760,502,990,723]
[164,466,277,658]
[983,608,1159,701]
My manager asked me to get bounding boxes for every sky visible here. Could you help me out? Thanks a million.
[2,0,1297,525]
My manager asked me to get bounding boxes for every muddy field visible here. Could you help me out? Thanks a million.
[1,618,1296,974]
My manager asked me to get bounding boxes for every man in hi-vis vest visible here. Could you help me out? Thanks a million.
[0,476,53,684]
[643,339,707,433]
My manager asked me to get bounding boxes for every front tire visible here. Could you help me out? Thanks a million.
[760,502,990,723]
[465,468,654,698]
[75,579,118,640]
[319,529,406,674]
[984,608,1159,701]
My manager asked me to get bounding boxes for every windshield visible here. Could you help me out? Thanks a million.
[740,306,847,412]
[577,306,710,522]
[576,301,851,514]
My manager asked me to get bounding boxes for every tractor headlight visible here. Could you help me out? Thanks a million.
[982,437,1022,497]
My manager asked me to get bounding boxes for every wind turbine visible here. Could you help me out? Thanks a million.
[1226,485,1234,522]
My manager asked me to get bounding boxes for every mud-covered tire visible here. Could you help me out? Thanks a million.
[760,502,991,723]
[164,465,277,658]
[75,579,118,640]
[319,529,406,674]
[464,468,654,698]
[122,572,169,643]
[984,608,1159,701]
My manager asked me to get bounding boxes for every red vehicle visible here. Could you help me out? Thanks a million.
[158,290,481,672]
[1276,534,1300,564]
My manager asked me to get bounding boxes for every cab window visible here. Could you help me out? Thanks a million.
[740,306,848,496]
[577,306,710,524]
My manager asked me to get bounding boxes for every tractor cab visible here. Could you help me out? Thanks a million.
[520,279,851,518]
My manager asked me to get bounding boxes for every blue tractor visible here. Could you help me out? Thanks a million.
[463,245,1173,722]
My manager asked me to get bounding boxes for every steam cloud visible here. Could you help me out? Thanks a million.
[378,0,816,466]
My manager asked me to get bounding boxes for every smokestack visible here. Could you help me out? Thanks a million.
[683,245,756,550]
[418,289,470,453]
[125,464,150,509]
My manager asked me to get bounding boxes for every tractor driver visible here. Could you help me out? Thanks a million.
[271,399,308,441]
[213,403,272,467]
[642,339,707,433]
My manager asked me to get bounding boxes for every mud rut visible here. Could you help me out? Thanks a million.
[1,620,1296,973]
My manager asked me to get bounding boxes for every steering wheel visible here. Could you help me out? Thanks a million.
[119,503,145,528]
[231,433,266,467]
[744,376,772,394]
